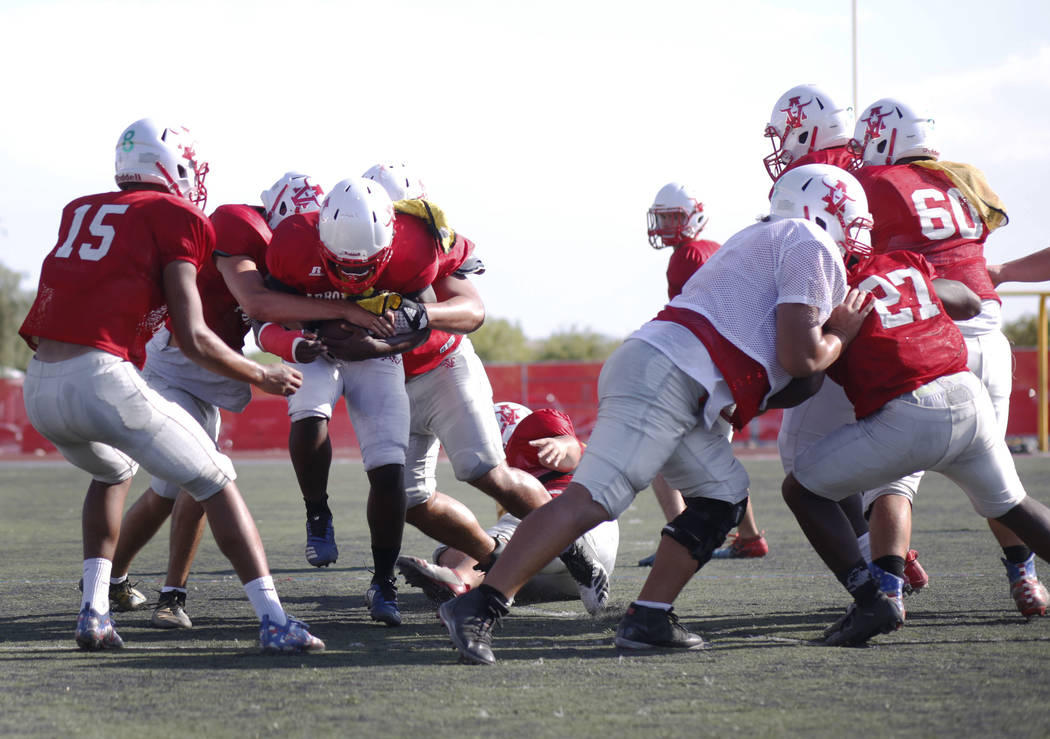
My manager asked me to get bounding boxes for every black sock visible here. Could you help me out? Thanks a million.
[371,546,399,582]
[1003,545,1032,564]
[873,555,906,578]
[836,559,880,606]
[304,495,331,519]
[477,584,511,612]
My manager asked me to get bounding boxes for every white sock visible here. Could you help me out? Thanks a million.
[82,558,112,614]
[161,586,187,595]
[857,532,872,563]
[244,575,286,626]
[110,573,127,585]
[634,600,672,611]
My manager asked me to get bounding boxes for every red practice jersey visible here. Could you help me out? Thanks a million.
[666,238,720,300]
[192,204,272,351]
[856,163,999,302]
[504,408,578,494]
[265,211,472,376]
[20,190,214,368]
[770,145,857,198]
[828,251,969,419]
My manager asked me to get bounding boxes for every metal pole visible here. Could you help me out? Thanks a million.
[1040,295,1048,451]
[852,0,859,114]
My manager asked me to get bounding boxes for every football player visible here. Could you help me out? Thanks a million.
[438,163,872,665]
[778,167,1050,646]
[850,98,1047,618]
[105,172,389,629]
[641,183,768,564]
[397,402,619,602]
[18,119,324,653]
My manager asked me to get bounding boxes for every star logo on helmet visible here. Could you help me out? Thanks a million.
[822,178,854,216]
[781,96,812,130]
[291,183,323,209]
[861,106,893,141]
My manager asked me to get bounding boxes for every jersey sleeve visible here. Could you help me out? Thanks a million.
[504,409,577,471]
[211,204,271,267]
[775,223,847,322]
[152,199,215,270]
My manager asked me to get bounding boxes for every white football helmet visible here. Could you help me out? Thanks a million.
[850,98,939,167]
[114,118,209,208]
[260,172,325,229]
[363,163,427,201]
[494,402,533,447]
[647,183,708,249]
[763,85,854,181]
[769,163,873,258]
[317,177,395,293]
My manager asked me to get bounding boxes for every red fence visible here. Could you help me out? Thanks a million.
[4,350,1049,455]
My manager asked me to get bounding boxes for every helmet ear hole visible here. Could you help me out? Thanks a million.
[876,140,887,154]
[798,131,809,145]
[814,216,828,231]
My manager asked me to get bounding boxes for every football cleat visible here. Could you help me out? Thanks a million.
[1003,555,1049,618]
[258,615,325,654]
[903,549,929,595]
[365,577,402,627]
[305,513,338,567]
[397,556,469,603]
[637,552,657,568]
[438,588,508,666]
[711,532,770,559]
[558,538,610,615]
[614,603,705,650]
[822,592,904,647]
[79,577,148,612]
[75,605,124,651]
[151,590,192,629]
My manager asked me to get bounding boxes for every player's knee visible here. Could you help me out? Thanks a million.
[366,463,405,495]
[661,496,747,569]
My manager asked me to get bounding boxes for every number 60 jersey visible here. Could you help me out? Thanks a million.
[828,250,969,420]
[19,190,214,368]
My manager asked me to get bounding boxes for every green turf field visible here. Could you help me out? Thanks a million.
[1,456,1049,738]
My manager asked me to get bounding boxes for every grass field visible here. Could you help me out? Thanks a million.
[2,455,1049,738]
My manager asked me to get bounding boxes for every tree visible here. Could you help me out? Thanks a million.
[1002,314,1041,348]
[470,317,534,363]
[0,263,34,371]
[534,326,622,362]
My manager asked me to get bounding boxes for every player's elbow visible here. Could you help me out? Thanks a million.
[777,348,824,378]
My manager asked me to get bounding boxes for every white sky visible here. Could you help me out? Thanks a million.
[2,0,1048,340]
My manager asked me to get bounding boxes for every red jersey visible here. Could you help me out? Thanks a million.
[855,163,999,302]
[191,204,271,350]
[828,251,969,419]
[505,408,577,494]
[770,146,857,197]
[666,238,720,299]
[265,211,472,377]
[20,190,214,368]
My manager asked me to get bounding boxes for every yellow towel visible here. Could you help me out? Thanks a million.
[394,199,456,253]
[914,160,1008,232]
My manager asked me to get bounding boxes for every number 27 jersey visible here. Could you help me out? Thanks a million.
[828,251,969,419]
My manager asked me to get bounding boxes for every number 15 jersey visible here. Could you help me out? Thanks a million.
[19,190,214,368]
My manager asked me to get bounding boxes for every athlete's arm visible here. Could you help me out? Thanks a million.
[215,254,394,336]
[164,259,301,396]
[776,288,872,377]
[422,273,486,334]
[529,435,583,472]
[932,278,981,321]
[988,246,1050,286]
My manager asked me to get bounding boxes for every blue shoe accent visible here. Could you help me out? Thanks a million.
[75,605,124,650]
[869,562,904,601]
[305,514,338,567]
[365,578,402,627]
[1002,553,1038,584]
[259,615,325,654]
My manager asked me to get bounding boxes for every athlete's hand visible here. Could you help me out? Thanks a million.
[292,332,325,364]
[824,287,873,345]
[257,363,303,397]
[342,301,396,338]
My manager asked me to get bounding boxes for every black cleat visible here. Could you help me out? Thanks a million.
[438,588,508,665]
[614,603,705,650]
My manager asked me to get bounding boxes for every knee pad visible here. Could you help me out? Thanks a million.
[661,496,747,569]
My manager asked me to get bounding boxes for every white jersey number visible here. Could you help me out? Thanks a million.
[858,267,939,329]
[911,187,983,241]
[54,204,130,261]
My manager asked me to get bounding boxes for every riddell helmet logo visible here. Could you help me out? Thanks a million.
[860,106,893,141]
[781,96,812,130]
[822,178,854,216]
